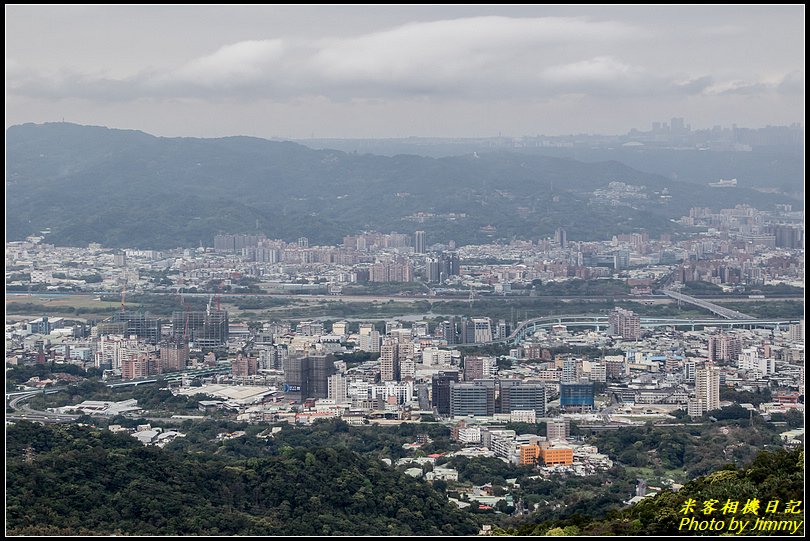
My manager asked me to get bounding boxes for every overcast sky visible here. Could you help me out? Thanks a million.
[5,5,805,139]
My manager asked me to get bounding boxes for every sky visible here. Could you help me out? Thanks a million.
[5,5,805,139]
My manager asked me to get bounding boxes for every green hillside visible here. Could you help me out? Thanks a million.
[6,122,796,248]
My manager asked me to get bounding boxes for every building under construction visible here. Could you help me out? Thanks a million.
[110,311,163,343]
[171,309,229,349]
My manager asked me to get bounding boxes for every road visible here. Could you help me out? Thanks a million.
[6,388,80,423]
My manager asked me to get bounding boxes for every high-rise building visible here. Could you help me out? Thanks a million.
[414,231,426,254]
[695,365,720,414]
[159,339,189,373]
[450,381,495,418]
[284,356,309,399]
[425,252,460,283]
[499,382,546,416]
[328,374,349,403]
[561,357,579,383]
[308,355,334,399]
[789,320,804,342]
[358,329,381,353]
[112,311,163,344]
[283,355,336,401]
[431,371,459,415]
[437,320,456,344]
[547,419,570,441]
[559,383,595,412]
[495,319,511,341]
[380,339,400,382]
[232,352,258,378]
[171,309,229,349]
[459,317,476,344]
[608,308,641,340]
[121,355,161,381]
[708,334,742,362]
[472,318,493,343]
[463,356,490,381]
[332,321,349,336]
[400,357,416,380]
[554,228,567,248]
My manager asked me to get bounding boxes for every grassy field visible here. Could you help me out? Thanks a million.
[5,294,141,317]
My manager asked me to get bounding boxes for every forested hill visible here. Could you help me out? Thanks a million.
[7,122,796,249]
[6,422,479,536]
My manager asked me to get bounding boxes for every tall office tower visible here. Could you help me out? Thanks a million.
[114,252,127,267]
[380,339,400,382]
[425,256,441,283]
[608,308,641,340]
[695,365,720,413]
[554,227,567,248]
[414,230,426,254]
[450,382,495,418]
[431,371,460,415]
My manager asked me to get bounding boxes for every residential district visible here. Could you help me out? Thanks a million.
[6,203,804,510]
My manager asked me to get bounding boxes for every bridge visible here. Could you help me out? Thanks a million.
[661,289,756,320]
[105,366,231,388]
[459,314,800,347]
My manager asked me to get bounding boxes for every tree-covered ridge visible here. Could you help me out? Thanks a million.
[7,122,797,248]
[6,422,478,536]
[508,448,804,536]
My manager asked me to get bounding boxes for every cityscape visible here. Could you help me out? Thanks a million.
[6,5,804,537]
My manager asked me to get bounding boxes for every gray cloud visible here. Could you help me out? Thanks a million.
[8,16,774,103]
[5,8,804,137]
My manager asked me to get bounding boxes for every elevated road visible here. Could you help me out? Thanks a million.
[459,314,799,346]
[661,289,756,320]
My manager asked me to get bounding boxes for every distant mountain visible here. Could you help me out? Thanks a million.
[299,138,805,196]
[6,123,798,249]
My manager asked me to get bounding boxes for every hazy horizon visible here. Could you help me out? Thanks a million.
[6,6,804,139]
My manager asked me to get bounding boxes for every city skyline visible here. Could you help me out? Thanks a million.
[6,5,804,138]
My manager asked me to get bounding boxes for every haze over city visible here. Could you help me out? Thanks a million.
[5,5,805,138]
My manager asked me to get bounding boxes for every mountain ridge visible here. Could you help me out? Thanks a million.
[6,122,796,249]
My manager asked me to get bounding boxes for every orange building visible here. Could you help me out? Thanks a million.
[539,447,573,466]
[519,444,541,466]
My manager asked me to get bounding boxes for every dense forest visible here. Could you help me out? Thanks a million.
[6,422,479,536]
